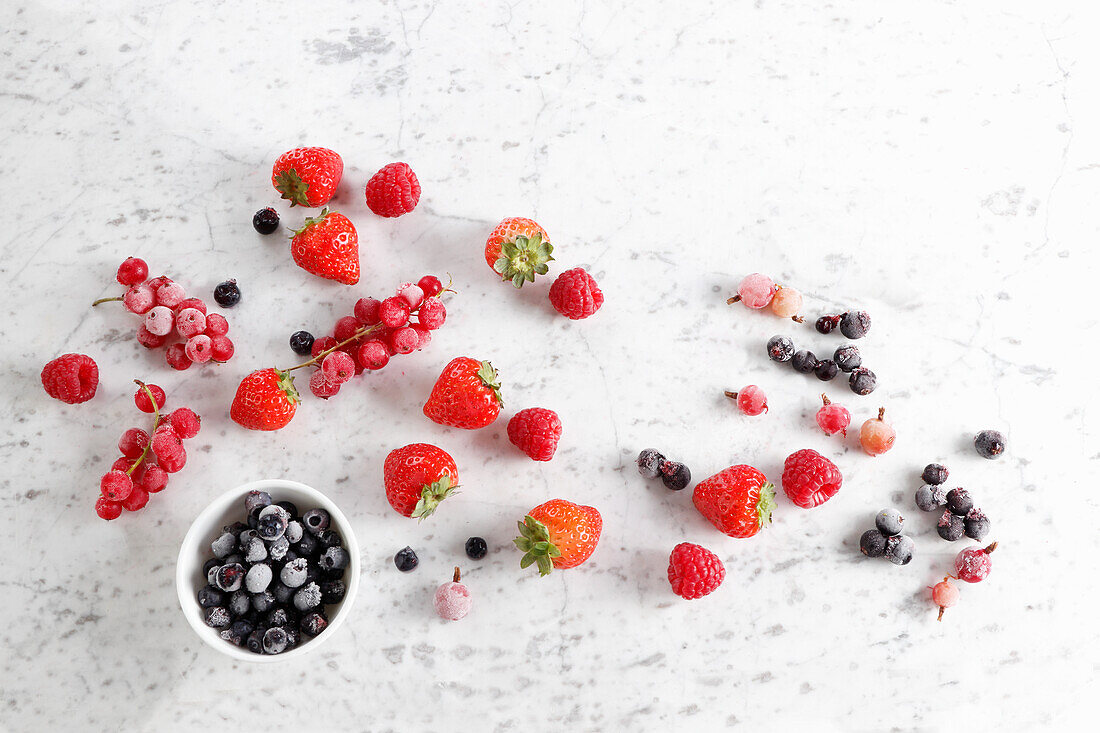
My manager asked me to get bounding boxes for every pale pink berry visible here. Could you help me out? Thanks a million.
[931,577,959,621]
[397,283,425,310]
[816,395,851,436]
[735,273,776,309]
[859,408,896,456]
[321,351,355,384]
[433,568,471,621]
[175,307,207,338]
[205,313,229,336]
[185,334,213,363]
[123,284,156,314]
[726,385,767,416]
[387,326,419,355]
[410,324,432,350]
[155,281,186,308]
[144,306,174,336]
[770,287,802,319]
[309,369,341,399]
[210,335,234,361]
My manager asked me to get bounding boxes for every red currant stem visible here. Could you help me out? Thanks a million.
[285,323,383,372]
[821,394,831,406]
[937,606,946,622]
[877,407,886,421]
[724,390,738,399]
[453,566,461,583]
[791,315,804,323]
[983,541,998,555]
[726,295,742,305]
[127,380,162,476]
[91,296,123,307]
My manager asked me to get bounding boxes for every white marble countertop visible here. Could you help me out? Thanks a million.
[2,1,1095,730]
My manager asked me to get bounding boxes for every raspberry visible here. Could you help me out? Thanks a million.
[410,324,432,350]
[667,543,726,600]
[204,313,229,336]
[122,283,155,314]
[151,425,184,465]
[154,281,186,308]
[365,162,421,217]
[379,297,410,328]
[95,496,123,520]
[140,464,169,493]
[417,298,446,330]
[311,336,338,359]
[134,383,166,413]
[175,308,206,338]
[116,257,149,286]
[144,306,174,336]
[354,297,382,325]
[418,275,443,298]
[781,449,842,509]
[357,340,389,370]
[185,334,213,363]
[321,351,355,384]
[309,369,341,399]
[167,407,201,439]
[210,335,234,361]
[549,267,604,320]
[41,354,99,404]
[506,407,562,461]
[815,395,851,436]
[397,283,425,310]
[175,297,207,314]
[732,273,776,309]
[122,484,149,511]
[725,385,767,416]
[135,325,166,349]
[100,470,134,501]
[118,428,150,458]
[165,343,191,370]
[387,326,419,355]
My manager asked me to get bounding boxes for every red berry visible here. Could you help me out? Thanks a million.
[41,354,99,404]
[418,275,443,298]
[175,308,207,338]
[116,257,149,286]
[549,267,604,320]
[134,384,166,413]
[135,325,166,349]
[111,456,137,474]
[154,281,186,308]
[146,276,172,290]
[151,425,184,465]
[95,496,123,520]
[121,484,150,511]
[379,297,410,328]
[507,408,563,461]
[816,395,851,436]
[311,336,338,359]
[204,312,229,335]
[167,407,201,439]
[931,576,960,620]
[357,340,389,370]
[165,343,191,370]
[158,445,187,473]
[100,470,134,501]
[321,351,356,384]
[210,335,234,362]
[309,369,342,399]
[954,542,997,583]
[175,297,207,315]
[340,344,365,375]
[387,326,419,355]
[667,542,726,600]
[272,146,343,207]
[118,428,150,458]
[333,315,361,342]
[140,464,169,493]
[144,306,174,336]
[354,297,382,325]
[733,273,776,309]
[859,408,896,456]
[417,298,446,330]
[122,283,155,314]
[727,385,767,416]
[397,283,425,310]
[781,449,842,509]
[365,162,421,217]
[692,464,775,538]
[185,334,213,363]
[410,324,432,350]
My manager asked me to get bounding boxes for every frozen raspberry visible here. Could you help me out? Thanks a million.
[859,408,896,456]
[309,369,341,399]
[121,484,150,512]
[204,313,229,336]
[175,297,207,314]
[41,354,99,404]
[357,340,389,370]
[770,286,803,320]
[167,407,201,439]
[210,335,234,362]
[154,281,186,308]
[165,343,191,371]
[135,325,166,349]
[354,297,381,325]
[730,273,776,309]
[140,465,169,493]
[321,351,356,384]
[418,275,443,298]
[781,449,842,508]
[815,394,851,436]
[931,576,960,621]
[410,324,432,350]
[417,297,446,330]
[379,297,410,328]
[955,542,997,583]
[507,407,563,461]
[667,542,725,600]
[365,162,421,217]
[311,336,338,359]
[95,496,123,521]
[725,385,767,416]
[118,428,150,459]
[175,308,206,338]
[116,257,149,286]
[333,315,361,342]
[433,567,471,621]
[387,326,419,355]
[185,334,213,363]
[100,470,134,501]
[134,383,166,413]
[122,283,156,314]
[144,306,174,336]
[397,283,425,310]
[549,267,604,320]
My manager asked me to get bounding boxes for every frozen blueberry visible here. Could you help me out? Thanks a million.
[275,500,299,518]
[237,528,259,550]
[250,590,275,613]
[875,509,904,536]
[814,359,838,381]
[257,505,289,540]
[245,563,273,593]
[214,563,245,593]
[320,546,349,571]
[245,629,265,654]
[229,620,253,642]
[285,520,304,544]
[262,627,289,655]
[300,612,328,637]
[204,606,231,629]
[271,580,294,605]
[268,535,290,562]
[211,532,236,559]
[946,488,973,516]
[293,582,322,611]
[223,553,244,566]
[285,626,301,648]
[243,537,268,564]
[767,335,795,363]
[280,558,309,588]
[289,330,314,356]
[465,537,488,560]
[304,562,323,586]
[302,508,331,535]
[244,490,272,516]
[394,546,418,572]
[884,535,914,565]
[315,529,342,549]
[915,485,943,512]
[294,533,319,558]
[206,564,220,585]
[922,463,949,485]
[791,350,819,374]
[197,584,225,608]
[659,461,691,491]
[223,521,249,536]
[253,207,280,235]
[974,430,1006,459]
[266,607,290,628]
[840,310,871,339]
[228,590,250,618]
[202,557,221,577]
[636,449,665,479]
[964,508,991,541]
[219,628,244,646]
[937,511,966,541]
[859,529,887,558]
[833,345,862,373]
[320,580,346,604]
[848,367,877,395]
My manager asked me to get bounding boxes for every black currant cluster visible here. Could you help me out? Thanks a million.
[859,508,915,566]
[392,536,489,573]
[636,448,691,490]
[815,310,870,338]
[766,336,877,395]
[914,463,991,542]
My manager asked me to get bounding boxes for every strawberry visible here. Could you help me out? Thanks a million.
[230,368,300,431]
[272,146,343,207]
[514,499,602,576]
[423,357,503,429]
[484,217,554,288]
[383,443,459,520]
[289,209,360,285]
[692,464,775,539]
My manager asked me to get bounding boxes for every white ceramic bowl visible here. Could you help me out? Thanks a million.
[176,479,360,662]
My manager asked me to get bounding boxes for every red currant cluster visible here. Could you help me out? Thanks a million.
[304,275,449,399]
[93,257,236,370]
[95,381,202,520]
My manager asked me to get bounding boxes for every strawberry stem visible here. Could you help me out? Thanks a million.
[128,380,162,476]
[92,296,123,307]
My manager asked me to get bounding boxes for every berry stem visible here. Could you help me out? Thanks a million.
[724,390,738,400]
[937,606,946,622]
[128,380,162,476]
[983,541,998,555]
[877,407,886,421]
[821,394,831,406]
[91,296,123,307]
[453,566,461,583]
[285,324,382,372]
[791,315,804,323]
[726,295,742,305]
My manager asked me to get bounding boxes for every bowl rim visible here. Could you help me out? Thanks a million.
[175,478,360,663]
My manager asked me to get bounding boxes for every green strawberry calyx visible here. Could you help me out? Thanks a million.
[274,368,301,406]
[477,360,504,407]
[411,475,458,521]
[494,233,554,288]
[513,515,561,577]
[274,168,312,207]
[756,481,776,529]
[289,208,331,238]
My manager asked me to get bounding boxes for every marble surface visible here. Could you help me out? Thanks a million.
[1,0,1096,730]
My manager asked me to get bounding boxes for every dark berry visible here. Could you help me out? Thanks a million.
[914,485,944,512]
[204,606,231,628]
[946,488,973,516]
[229,619,253,641]
[659,460,691,491]
[257,510,288,541]
[848,367,877,395]
[937,511,966,541]
[268,536,290,562]
[833,345,862,373]
[319,580,346,604]
[815,315,840,334]
[964,509,991,541]
[262,627,289,655]
[884,535,914,565]
[319,546,349,571]
[791,350,819,374]
[875,508,904,537]
[252,207,280,235]
[285,626,301,648]
[922,463,949,485]
[294,533,319,558]
[197,584,225,608]
[251,590,275,613]
[266,607,290,628]
[465,536,488,560]
[271,581,294,605]
[766,335,795,363]
[302,508,330,535]
[315,529,342,549]
[839,310,871,339]
[859,529,886,558]
[275,500,299,517]
[394,546,419,572]
[223,521,249,536]
[214,563,244,592]
[213,279,241,308]
[293,581,323,611]
[636,449,665,479]
[244,490,272,515]
[202,557,221,577]
[228,589,250,617]
[245,629,265,654]
[814,359,838,381]
[974,430,1006,459]
[289,330,315,356]
[301,612,328,637]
